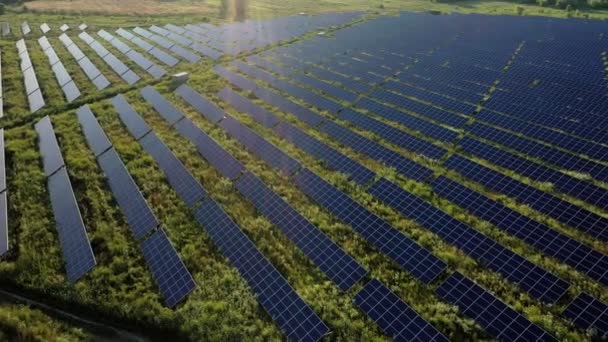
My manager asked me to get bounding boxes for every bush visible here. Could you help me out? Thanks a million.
[0,4,4,15]
[516,5,525,14]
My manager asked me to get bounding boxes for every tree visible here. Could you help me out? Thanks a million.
[0,3,4,15]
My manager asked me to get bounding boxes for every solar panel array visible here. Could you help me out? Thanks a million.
[21,21,30,36]
[146,86,368,292]
[354,280,449,342]
[97,29,166,79]
[0,49,3,118]
[76,105,195,307]
[38,36,81,102]
[59,33,110,90]
[35,116,96,283]
[115,93,329,340]
[116,28,179,67]
[201,11,608,340]
[16,39,45,112]
[0,130,7,257]
[78,31,141,85]
[563,293,608,337]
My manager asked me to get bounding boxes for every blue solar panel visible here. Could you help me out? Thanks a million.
[140,86,184,126]
[354,279,449,342]
[294,168,445,283]
[274,121,376,185]
[140,229,196,308]
[96,148,159,240]
[219,116,301,177]
[235,172,366,291]
[338,108,446,159]
[217,87,280,128]
[192,199,329,341]
[436,273,558,342]
[356,97,458,142]
[563,292,608,338]
[111,95,152,140]
[368,178,569,303]
[47,168,96,283]
[172,118,244,180]
[319,121,433,182]
[444,155,608,242]
[0,192,7,257]
[251,86,325,127]
[214,65,258,91]
[175,85,225,123]
[34,116,65,176]
[139,133,207,207]
[459,137,608,210]
[432,175,608,286]
[76,106,112,157]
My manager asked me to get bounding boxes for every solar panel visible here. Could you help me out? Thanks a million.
[274,122,376,185]
[175,85,224,123]
[140,86,184,126]
[92,75,111,90]
[169,45,200,63]
[47,167,96,283]
[97,148,159,240]
[563,292,608,337]
[62,80,81,103]
[140,229,196,308]
[220,115,301,177]
[235,171,367,291]
[21,22,31,35]
[67,43,85,61]
[0,129,5,192]
[40,23,51,34]
[102,53,128,76]
[354,279,449,342]
[218,87,280,128]
[192,199,330,341]
[60,24,69,32]
[28,90,45,113]
[140,133,207,207]
[436,273,558,341]
[121,70,140,85]
[173,118,244,180]
[52,63,71,87]
[319,121,433,182]
[214,65,258,91]
[0,192,7,257]
[368,178,570,303]
[112,95,152,140]
[294,168,445,283]
[78,23,88,31]
[250,85,325,127]
[38,36,52,51]
[35,116,65,176]
[76,106,112,157]
[338,108,446,159]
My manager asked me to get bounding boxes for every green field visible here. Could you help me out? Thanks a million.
[0,0,607,341]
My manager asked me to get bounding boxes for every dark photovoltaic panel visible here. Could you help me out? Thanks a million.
[140,133,207,207]
[219,116,301,177]
[62,80,81,103]
[0,129,5,193]
[35,116,65,176]
[175,85,225,123]
[368,178,569,303]
[294,168,445,283]
[79,32,141,85]
[319,121,433,182]
[563,293,608,337]
[218,87,280,128]
[443,155,608,242]
[47,168,97,283]
[97,148,159,240]
[235,172,367,291]
[140,229,196,308]
[173,118,244,180]
[140,86,184,126]
[436,273,558,342]
[192,199,330,341]
[76,106,112,157]
[0,192,7,257]
[111,95,152,140]
[354,279,449,342]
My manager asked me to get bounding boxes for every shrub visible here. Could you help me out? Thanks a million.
[516,5,525,14]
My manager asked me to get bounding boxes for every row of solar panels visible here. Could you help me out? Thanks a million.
[3,21,87,37]
[16,39,45,113]
[209,60,608,338]
[38,36,81,103]
[167,83,608,340]
[34,112,195,308]
[246,47,608,220]
[223,56,607,282]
